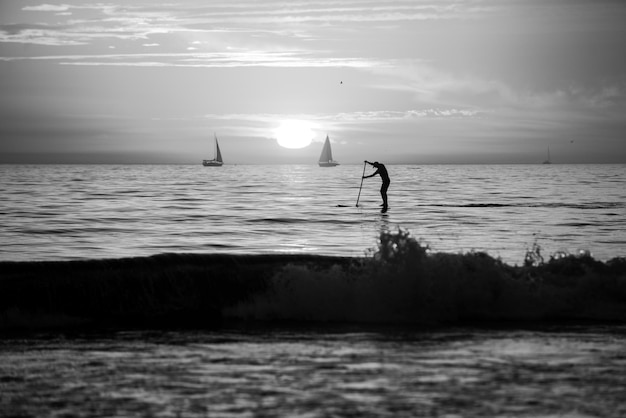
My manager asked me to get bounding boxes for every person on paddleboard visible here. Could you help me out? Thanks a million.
[363,161,390,210]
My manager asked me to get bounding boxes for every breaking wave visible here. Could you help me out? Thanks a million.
[1,229,625,332]
[225,229,626,324]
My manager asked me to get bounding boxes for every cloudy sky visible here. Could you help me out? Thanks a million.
[1,0,625,164]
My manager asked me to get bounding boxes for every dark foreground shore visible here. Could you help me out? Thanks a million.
[2,234,626,334]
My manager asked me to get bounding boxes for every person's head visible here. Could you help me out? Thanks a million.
[373,161,380,167]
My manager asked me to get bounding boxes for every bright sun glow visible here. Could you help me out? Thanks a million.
[274,120,316,149]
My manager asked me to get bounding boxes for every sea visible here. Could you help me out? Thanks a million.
[1,163,625,263]
[1,163,626,418]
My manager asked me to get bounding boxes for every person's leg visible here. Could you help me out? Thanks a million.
[381,182,389,207]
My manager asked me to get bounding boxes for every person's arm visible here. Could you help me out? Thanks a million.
[363,168,380,179]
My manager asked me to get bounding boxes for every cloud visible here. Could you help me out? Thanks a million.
[0,50,383,69]
[201,109,484,126]
[332,109,483,121]
[22,4,71,12]
[190,109,485,146]
[4,1,490,49]
[192,109,484,139]
[175,1,494,25]
[3,4,165,46]
[0,26,87,46]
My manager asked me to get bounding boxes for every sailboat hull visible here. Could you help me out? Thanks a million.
[202,160,223,167]
[318,161,339,167]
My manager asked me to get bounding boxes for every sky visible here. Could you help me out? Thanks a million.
[1,0,626,164]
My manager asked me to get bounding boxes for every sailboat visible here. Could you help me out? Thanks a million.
[318,135,339,167]
[542,146,551,164]
[203,134,223,167]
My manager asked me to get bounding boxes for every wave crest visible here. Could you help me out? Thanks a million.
[225,229,626,324]
[2,231,625,332]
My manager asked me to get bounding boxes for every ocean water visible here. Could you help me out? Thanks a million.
[2,326,626,417]
[2,164,626,417]
[1,163,625,264]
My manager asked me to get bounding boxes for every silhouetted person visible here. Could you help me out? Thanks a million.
[363,161,390,211]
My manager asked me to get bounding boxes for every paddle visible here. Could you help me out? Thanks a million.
[356,161,367,207]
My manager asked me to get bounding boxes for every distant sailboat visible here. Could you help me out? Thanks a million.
[203,134,223,167]
[318,135,339,167]
[542,146,552,164]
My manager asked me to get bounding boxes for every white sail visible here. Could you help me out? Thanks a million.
[203,134,224,166]
[318,135,339,167]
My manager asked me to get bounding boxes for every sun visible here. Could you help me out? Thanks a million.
[274,120,316,149]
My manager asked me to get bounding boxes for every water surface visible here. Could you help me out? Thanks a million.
[2,164,624,264]
[2,326,625,417]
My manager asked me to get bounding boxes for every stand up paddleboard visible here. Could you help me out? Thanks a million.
[335,204,387,213]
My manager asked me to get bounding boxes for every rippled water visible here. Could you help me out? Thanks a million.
[1,164,625,263]
[2,326,626,417]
